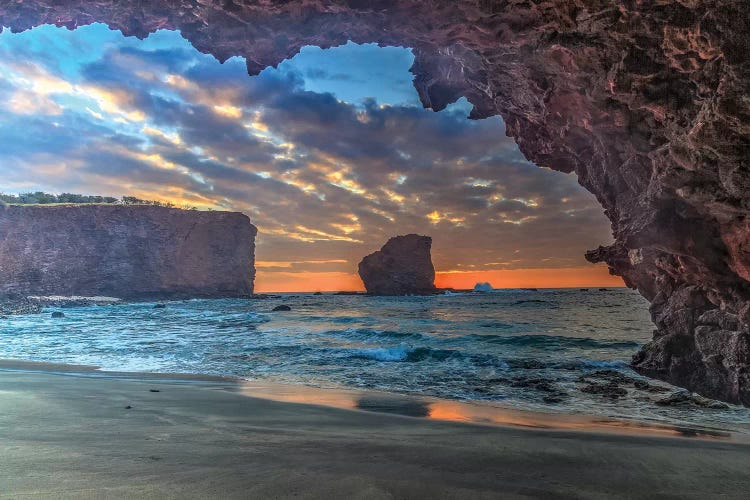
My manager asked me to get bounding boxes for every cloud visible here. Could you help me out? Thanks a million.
[0,26,614,290]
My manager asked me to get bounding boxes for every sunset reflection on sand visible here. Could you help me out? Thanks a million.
[237,380,741,442]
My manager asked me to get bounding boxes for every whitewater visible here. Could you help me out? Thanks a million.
[2,288,749,430]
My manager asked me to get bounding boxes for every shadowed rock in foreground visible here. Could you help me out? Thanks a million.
[0,205,256,300]
[359,235,436,296]
[0,1,749,404]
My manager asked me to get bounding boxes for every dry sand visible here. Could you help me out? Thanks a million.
[1,362,749,499]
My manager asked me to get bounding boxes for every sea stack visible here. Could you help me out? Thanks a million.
[358,234,436,296]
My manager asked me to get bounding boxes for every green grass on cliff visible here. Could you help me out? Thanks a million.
[0,192,197,210]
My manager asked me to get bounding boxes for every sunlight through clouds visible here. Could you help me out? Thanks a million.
[0,23,616,291]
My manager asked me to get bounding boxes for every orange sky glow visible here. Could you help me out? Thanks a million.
[255,264,624,293]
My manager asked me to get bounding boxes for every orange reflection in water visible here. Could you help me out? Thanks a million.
[237,380,739,442]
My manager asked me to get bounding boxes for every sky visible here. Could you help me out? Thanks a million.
[0,24,623,292]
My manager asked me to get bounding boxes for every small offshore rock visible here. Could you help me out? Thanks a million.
[153,303,166,309]
[272,305,291,312]
[51,311,65,318]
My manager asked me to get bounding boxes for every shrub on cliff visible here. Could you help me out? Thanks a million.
[0,192,180,208]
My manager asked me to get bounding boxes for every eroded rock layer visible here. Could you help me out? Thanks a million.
[0,205,256,299]
[0,1,748,403]
[359,234,436,295]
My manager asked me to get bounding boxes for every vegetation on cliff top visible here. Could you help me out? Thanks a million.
[0,192,197,210]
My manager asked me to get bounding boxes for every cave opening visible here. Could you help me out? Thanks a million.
[0,23,618,293]
[1,0,748,411]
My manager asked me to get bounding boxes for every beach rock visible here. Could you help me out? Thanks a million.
[1,1,750,405]
[633,380,669,393]
[358,235,436,296]
[580,382,628,399]
[51,312,65,318]
[579,370,636,386]
[656,390,730,410]
[272,305,291,312]
[510,377,557,393]
[579,370,671,395]
[510,377,568,403]
[0,205,256,300]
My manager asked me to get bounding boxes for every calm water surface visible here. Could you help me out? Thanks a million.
[3,289,750,430]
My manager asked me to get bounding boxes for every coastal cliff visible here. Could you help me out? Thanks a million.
[0,205,256,299]
[359,235,436,296]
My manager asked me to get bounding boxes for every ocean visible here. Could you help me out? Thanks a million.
[3,288,750,430]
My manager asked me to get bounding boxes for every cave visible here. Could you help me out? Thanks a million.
[1,0,748,405]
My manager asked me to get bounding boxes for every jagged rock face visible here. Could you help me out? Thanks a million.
[359,235,436,295]
[0,205,256,299]
[0,1,748,403]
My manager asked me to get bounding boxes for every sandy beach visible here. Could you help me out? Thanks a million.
[1,361,749,499]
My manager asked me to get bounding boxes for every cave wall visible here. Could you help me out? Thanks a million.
[1,0,748,403]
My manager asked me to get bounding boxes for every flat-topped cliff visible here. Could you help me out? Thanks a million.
[0,205,256,299]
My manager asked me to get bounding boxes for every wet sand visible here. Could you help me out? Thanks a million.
[1,362,749,499]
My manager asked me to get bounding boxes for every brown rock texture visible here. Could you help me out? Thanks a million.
[0,205,256,299]
[0,1,748,403]
[359,235,436,295]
